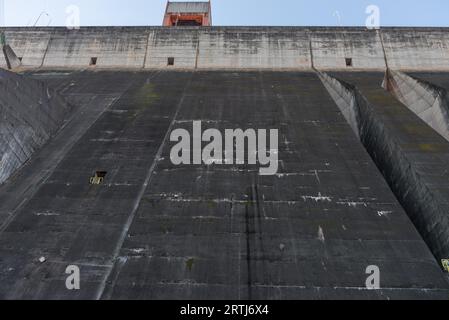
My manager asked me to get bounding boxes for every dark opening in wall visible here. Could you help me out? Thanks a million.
[18,57,22,62]
[90,57,98,66]
[345,58,353,67]
[168,57,175,66]
[175,20,202,26]
[90,171,107,185]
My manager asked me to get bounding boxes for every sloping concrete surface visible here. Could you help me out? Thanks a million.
[0,71,447,300]
[2,45,21,69]
[385,70,449,142]
[0,69,71,185]
[409,73,449,90]
[325,72,449,269]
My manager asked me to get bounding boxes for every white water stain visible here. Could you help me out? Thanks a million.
[318,226,325,242]
[35,211,60,216]
[377,211,392,217]
[302,193,332,202]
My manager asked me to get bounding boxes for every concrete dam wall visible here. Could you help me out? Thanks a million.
[0,69,71,184]
[1,27,449,70]
[2,26,449,299]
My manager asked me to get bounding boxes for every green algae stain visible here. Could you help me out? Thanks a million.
[186,258,195,272]
[207,200,217,209]
[135,83,159,108]
[418,143,447,153]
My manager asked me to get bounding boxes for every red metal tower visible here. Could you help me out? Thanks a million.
[163,1,212,27]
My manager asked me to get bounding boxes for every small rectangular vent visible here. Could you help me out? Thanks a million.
[90,57,98,66]
[345,58,353,67]
[167,57,175,66]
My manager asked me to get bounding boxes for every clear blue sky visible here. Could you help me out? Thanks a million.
[1,0,448,27]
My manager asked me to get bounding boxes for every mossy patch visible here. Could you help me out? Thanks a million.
[186,258,195,272]
[135,83,159,108]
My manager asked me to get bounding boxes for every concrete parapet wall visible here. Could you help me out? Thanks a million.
[0,27,449,71]
[145,28,198,69]
[43,27,149,68]
[382,29,449,70]
[197,28,311,69]
[3,30,51,67]
[312,29,386,70]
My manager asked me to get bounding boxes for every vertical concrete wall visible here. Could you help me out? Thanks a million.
[197,28,311,69]
[385,70,449,142]
[42,27,148,68]
[1,27,449,71]
[0,53,5,68]
[312,29,386,70]
[382,28,449,70]
[145,28,199,69]
[3,30,51,67]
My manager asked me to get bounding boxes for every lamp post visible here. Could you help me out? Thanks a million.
[33,11,50,27]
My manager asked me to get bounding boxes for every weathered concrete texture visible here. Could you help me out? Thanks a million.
[42,28,149,68]
[2,30,51,67]
[317,71,359,138]
[2,44,21,69]
[382,29,449,70]
[0,50,6,69]
[1,27,449,71]
[323,71,449,267]
[197,28,311,69]
[0,71,448,300]
[146,28,199,69]
[385,70,449,142]
[0,69,71,184]
[311,29,385,70]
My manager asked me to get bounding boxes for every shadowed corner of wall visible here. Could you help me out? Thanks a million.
[1,32,22,70]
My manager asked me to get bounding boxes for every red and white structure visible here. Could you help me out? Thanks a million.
[163,1,212,27]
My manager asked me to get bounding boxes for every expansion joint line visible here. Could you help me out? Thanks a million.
[378,29,389,70]
[142,31,151,69]
[309,37,314,69]
[95,72,194,300]
[195,30,200,69]
[40,30,53,68]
